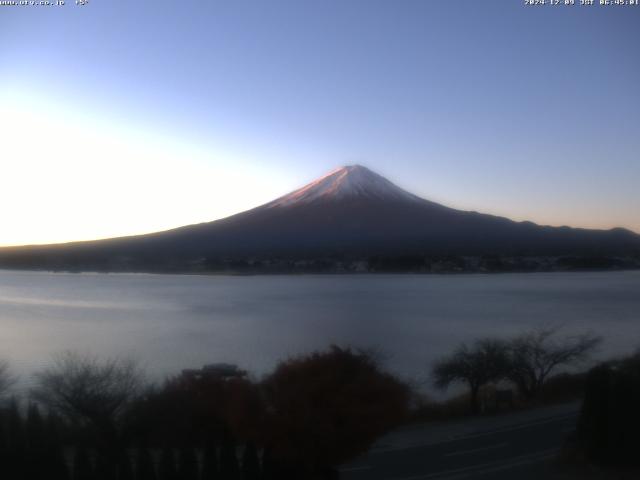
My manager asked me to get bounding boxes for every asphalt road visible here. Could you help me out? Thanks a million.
[340,404,580,480]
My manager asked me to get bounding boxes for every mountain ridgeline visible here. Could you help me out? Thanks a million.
[1,165,639,273]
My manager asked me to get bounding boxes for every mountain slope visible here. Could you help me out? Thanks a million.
[0,165,638,272]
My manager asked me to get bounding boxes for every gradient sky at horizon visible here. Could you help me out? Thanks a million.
[1,0,639,246]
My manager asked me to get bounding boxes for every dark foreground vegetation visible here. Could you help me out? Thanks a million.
[0,328,631,480]
[425,330,640,477]
[429,327,601,414]
[0,347,410,480]
[574,351,640,467]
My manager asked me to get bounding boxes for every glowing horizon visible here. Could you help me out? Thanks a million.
[0,93,293,247]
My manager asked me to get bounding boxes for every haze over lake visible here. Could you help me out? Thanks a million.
[1,270,639,391]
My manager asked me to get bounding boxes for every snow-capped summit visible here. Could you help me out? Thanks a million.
[266,164,421,208]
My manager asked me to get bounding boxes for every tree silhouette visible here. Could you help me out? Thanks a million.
[432,338,510,413]
[136,447,157,480]
[6,398,26,479]
[32,352,144,468]
[116,451,134,480]
[219,431,240,480]
[507,328,601,400]
[94,450,117,480]
[73,447,94,480]
[178,447,199,480]
[0,414,7,478]
[201,441,219,480]
[25,403,47,480]
[260,448,277,480]
[43,412,69,480]
[32,352,144,428]
[241,442,260,480]
[158,447,178,480]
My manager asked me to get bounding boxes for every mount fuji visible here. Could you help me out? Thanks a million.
[1,165,638,273]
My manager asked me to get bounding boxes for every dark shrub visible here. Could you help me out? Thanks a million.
[136,448,157,480]
[262,346,410,478]
[241,442,260,480]
[577,353,640,466]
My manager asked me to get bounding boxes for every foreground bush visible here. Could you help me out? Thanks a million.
[577,353,640,466]
[261,346,411,479]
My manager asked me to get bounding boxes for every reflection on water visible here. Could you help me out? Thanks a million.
[0,269,639,391]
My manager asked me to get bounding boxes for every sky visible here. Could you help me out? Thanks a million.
[1,0,639,246]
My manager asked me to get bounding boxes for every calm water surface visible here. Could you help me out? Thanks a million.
[0,270,638,390]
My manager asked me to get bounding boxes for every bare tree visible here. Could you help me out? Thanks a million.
[0,359,16,397]
[507,328,602,400]
[32,351,144,430]
[432,339,510,414]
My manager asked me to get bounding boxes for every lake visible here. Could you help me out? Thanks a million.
[1,270,639,394]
